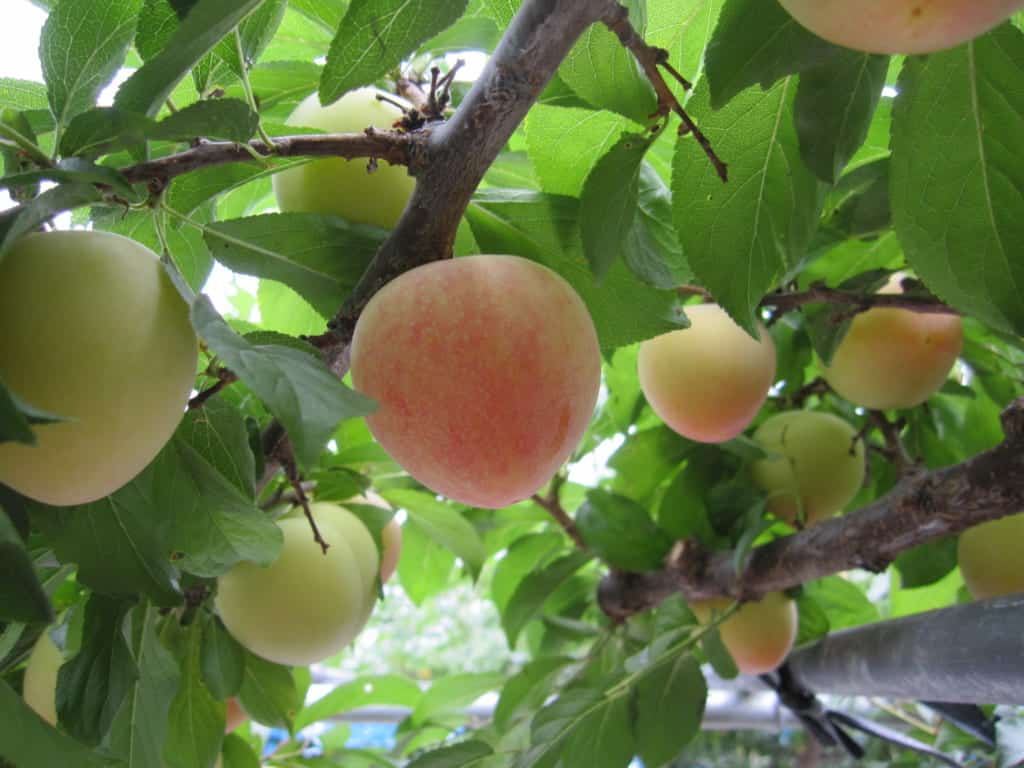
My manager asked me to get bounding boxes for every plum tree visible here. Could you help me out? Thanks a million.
[0,231,198,506]
[215,502,380,666]
[638,303,776,443]
[22,632,61,726]
[691,593,798,675]
[350,254,601,509]
[751,410,866,527]
[819,276,963,411]
[777,0,1024,54]
[272,87,416,229]
[957,513,1024,599]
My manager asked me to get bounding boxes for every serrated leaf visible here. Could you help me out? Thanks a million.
[559,0,655,125]
[57,595,137,745]
[294,674,422,731]
[380,490,486,578]
[466,189,678,350]
[0,509,52,623]
[576,489,672,572]
[502,550,592,646]
[672,77,823,335]
[179,398,257,498]
[633,654,705,767]
[40,0,142,131]
[0,78,49,112]
[204,213,385,318]
[321,0,469,105]
[0,681,108,768]
[151,98,259,143]
[647,0,725,90]
[163,620,223,768]
[794,51,889,183]
[891,24,1024,335]
[116,0,268,116]
[406,741,494,768]
[191,296,375,468]
[704,0,840,109]
[623,163,692,289]
[59,106,154,157]
[580,133,651,280]
[237,651,300,730]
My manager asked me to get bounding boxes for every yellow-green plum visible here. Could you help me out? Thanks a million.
[272,87,415,229]
[777,0,1024,54]
[0,231,198,506]
[380,519,402,584]
[215,502,380,666]
[958,513,1024,600]
[751,410,865,527]
[691,592,798,675]
[350,255,601,509]
[22,632,62,725]
[638,303,776,443]
[820,276,962,411]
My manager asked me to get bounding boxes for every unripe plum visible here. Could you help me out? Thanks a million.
[380,519,402,584]
[691,592,798,675]
[777,0,1024,54]
[958,513,1024,600]
[22,631,61,726]
[638,304,776,443]
[0,231,198,506]
[751,410,865,527]
[350,255,601,509]
[272,87,415,229]
[215,502,380,666]
[820,276,962,411]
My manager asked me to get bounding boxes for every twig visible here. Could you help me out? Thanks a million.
[531,475,586,550]
[760,284,957,316]
[601,4,728,182]
[866,411,916,475]
[279,449,330,554]
[187,367,238,410]
[775,377,831,409]
[260,480,317,511]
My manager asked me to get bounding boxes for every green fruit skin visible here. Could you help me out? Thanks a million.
[0,231,198,506]
[692,592,798,675]
[958,513,1024,600]
[272,87,415,229]
[215,502,380,666]
[23,631,62,726]
[751,410,866,527]
[778,0,1024,54]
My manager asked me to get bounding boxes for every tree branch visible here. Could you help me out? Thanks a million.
[119,130,425,187]
[598,396,1024,621]
[760,284,958,316]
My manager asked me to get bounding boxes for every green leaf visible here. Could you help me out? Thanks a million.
[106,603,181,768]
[163,620,223,768]
[576,489,672,572]
[794,51,889,183]
[608,425,693,503]
[237,651,300,730]
[0,158,136,199]
[200,615,245,699]
[491,532,564,615]
[222,733,261,768]
[523,689,634,768]
[191,296,376,468]
[40,0,142,131]
[700,624,738,679]
[657,458,720,546]
[0,183,102,261]
[494,656,573,731]
[795,592,830,645]
[57,595,137,745]
[179,398,256,499]
[204,213,386,318]
[320,0,469,105]
[704,0,840,109]
[0,382,65,447]
[559,0,655,125]
[406,741,494,768]
[0,681,108,768]
[290,0,346,32]
[59,106,154,157]
[623,163,692,289]
[0,509,52,623]
[0,78,49,112]
[466,189,678,351]
[151,99,259,143]
[891,24,1024,335]
[580,134,651,280]
[672,76,823,334]
[116,0,268,116]
[502,550,592,646]
[380,490,486,579]
[294,674,422,731]
[256,280,327,336]
[646,0,725,89]
[411,673,504,726]
[802,575,878,631]
[397,520,455,605]
[632,654,705,767]
[895,537,958,589]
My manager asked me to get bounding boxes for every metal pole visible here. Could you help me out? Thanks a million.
[788,594,1024,704]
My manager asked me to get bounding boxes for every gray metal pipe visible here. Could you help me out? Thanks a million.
[788,594,1024,704]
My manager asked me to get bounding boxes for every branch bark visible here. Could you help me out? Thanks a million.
[598,397,1024,621]
[759,284,957,316]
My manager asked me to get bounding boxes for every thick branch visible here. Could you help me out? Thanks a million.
[119,131,424,186]
[599,397,1024,620]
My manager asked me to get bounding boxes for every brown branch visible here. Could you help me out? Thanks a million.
[760,284,958,317]
[119,130,425,187]
[278,446,329,554]
[601,4,728,182]
[186,368,238,410]
[598,396,1024,620]
[531,475,586,549]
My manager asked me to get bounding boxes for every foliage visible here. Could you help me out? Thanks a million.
[1,0,1023,767]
